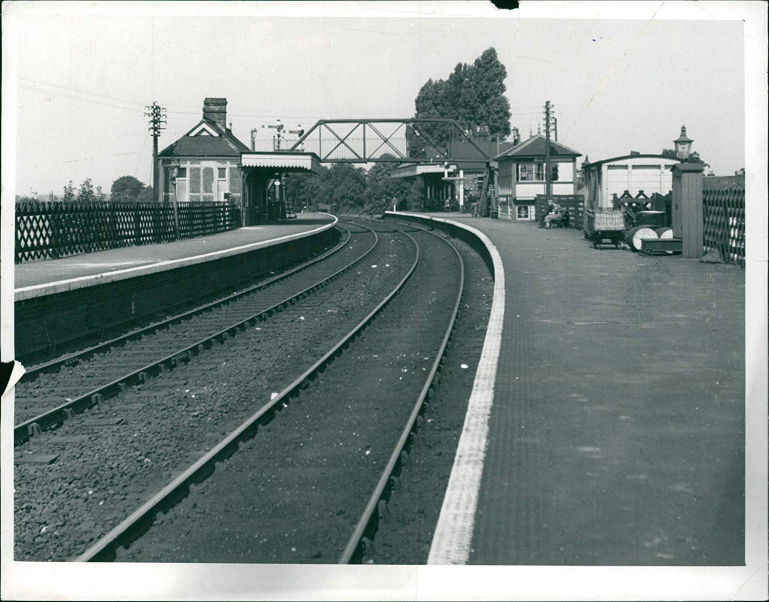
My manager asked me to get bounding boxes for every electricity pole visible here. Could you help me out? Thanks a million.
[145,102,166,203]
[544,101,552,198]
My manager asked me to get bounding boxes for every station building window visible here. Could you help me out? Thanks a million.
[174,166,189,203]
[218,167,227,180]
[517,205,531,220]
[518,163,559,182]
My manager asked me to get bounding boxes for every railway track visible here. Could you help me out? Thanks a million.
[14,223,378,445]
[66,219,465,564]
[14,220,421,561]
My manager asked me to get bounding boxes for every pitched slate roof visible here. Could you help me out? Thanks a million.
[421,139,517,162]
[159,119,250,158]
[495,134,581,160]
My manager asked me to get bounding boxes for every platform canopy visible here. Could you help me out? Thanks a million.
[389,163,459,179]
[240,151,323,174]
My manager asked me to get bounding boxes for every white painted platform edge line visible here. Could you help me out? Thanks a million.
[388,214,505,565]
[14,215,338,298]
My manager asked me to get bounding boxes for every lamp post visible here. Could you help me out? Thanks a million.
[670,125,704,257]
[167,161,181,239]
[673,125,693,161]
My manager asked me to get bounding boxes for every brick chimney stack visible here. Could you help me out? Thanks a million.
[203,98,228,130]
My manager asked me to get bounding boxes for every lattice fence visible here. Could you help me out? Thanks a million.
[703,186,745,267]
[177,202,240,239]
[15,200,240,264]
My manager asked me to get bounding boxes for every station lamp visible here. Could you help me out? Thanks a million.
[674,125,693,161]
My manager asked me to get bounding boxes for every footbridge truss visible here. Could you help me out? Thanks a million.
[289,119,493,164]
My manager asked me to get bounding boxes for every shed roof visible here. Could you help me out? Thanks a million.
[583,153,679,168]
[159,119,250,158]
[495,134,581,160]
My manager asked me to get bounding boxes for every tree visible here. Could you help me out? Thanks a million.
[138,186,154,203]
[77,178,96,203]
[661,148,709,168]
[110,175,145,201]
[364,153,413,214]
[95,186,107,202]
[327,164,368,213]
[63,180,76,202]
[411,47,511,153]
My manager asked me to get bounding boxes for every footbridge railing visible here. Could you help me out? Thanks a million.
[290,119,492,164]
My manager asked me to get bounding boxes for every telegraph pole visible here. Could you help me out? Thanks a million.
[544,101,551,197]
[145,101,166,203]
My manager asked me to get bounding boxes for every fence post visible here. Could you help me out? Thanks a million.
[172,196,180,240]
[671,162,704,258]
[134,203,142,246]
[50,203,60,259]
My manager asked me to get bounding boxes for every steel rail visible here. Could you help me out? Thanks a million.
[76,227,420,562]
[338,219,465,564]
[14,225,378,447]
[20,227,353,380]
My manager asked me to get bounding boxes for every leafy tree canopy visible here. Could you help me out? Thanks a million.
[284,154,417,216]
[77,178,96,203]
[111,175,146,201]
[63,180,76,202]
[413,47,511,150]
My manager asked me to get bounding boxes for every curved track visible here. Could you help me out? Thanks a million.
[14,220,421,561]
[70,219,464,564]
[14,224,377,445]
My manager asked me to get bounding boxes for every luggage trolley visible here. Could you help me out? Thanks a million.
[585,209,626,249]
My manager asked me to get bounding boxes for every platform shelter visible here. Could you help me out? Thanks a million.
[159,98,323,226]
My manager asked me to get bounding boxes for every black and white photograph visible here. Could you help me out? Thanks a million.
[1,1,766,600]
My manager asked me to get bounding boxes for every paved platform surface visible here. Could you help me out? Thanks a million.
[15,214,334,293]
[433,214,745,565]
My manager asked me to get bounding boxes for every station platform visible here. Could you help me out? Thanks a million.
[14,214,337,359]
[390,212,745,566]
[15,213,336,300]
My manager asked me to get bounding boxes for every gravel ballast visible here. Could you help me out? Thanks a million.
[118,226,463,563]
[14,228,415,561]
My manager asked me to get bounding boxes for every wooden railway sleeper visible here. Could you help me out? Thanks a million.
[377,499,390,522]
[361,537,375,564]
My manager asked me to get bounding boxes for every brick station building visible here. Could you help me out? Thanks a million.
[159,98,321,225]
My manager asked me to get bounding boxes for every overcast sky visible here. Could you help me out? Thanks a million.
[9,3,746,196]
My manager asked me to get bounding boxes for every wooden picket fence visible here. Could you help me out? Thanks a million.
[702,186,745,267]
[15,200,240,264]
